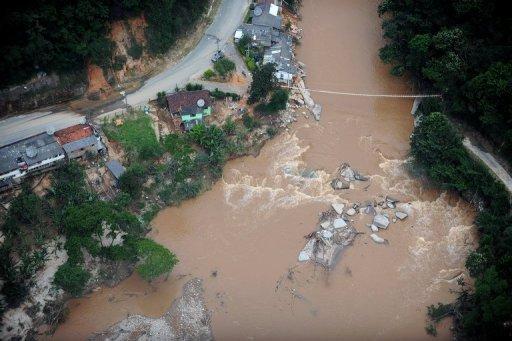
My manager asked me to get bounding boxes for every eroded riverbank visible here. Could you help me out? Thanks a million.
[52,1,476,339]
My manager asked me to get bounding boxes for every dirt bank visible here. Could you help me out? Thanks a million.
[91,279,212,341]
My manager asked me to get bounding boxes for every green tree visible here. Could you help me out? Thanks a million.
[135,238,178,281]
[119,163,146,199]
[54,262,91,296]
[157,91,167,108]
[213,58,236,79]
[248,63,277,103]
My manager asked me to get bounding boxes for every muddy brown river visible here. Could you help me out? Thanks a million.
[52,0,476,339]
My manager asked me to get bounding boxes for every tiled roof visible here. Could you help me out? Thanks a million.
[54,124,93,145]
[166,90,212,115]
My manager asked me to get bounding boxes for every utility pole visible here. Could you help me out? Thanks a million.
[206,33,221,52]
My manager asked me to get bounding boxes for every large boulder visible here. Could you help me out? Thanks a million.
[373,214,390,229]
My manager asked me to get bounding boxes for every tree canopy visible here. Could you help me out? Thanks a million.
[379,0,512,164]
[0,0,209,88]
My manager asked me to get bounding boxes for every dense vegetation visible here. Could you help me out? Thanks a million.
[410,101,512,339]
[0,161,177,316]
[378,0,512,164]
[0,0,209,88]
[379,2,512,336]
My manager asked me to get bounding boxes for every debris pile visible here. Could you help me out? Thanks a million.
[298,203,358,269]
[331,163,369,190]
[365,196,411,244]
[91,279,212,341]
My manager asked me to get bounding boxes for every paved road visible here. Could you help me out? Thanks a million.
[0,111,85,147]
[463,138,512,195]
[125,0,250,107]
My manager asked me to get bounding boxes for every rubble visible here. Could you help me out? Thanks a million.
[373,214,390,229]
[298,205,358,269]
[370,233,387,244]
[331,163,369,190]
[331,203,345,215]
[333,218,347,229]
[395,211,408,220]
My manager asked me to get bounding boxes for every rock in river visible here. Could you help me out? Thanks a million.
[370,233,387,244]
[346,208,356,216]
[332,203,345,215]
[333,218,347,229]
[395,211,408,220]
[373,214,390,229]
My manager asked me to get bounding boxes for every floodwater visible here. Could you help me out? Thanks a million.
[52,0,476,340]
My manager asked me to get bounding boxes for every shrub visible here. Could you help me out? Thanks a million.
[135,238,178,281]
[223,117,236,135]
[203,69,215,80]
[157,91,167,108]
[119,164,146,199]
[256,89,289,114]
[8,186,42,226]
[127,42,143,59]
[113,55,127,70]
[54,262,90,296]
[242,114,261,131]
[213,58,236,78]
[248,63,277,103]
[185,83,203,91]
[209,88,240,101]
[244,56,256,71]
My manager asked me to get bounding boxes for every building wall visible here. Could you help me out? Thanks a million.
[67,145,98,159]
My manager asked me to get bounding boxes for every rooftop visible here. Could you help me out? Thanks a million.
[238,23,273,47]
[62,135,99,154]
[0,133,64,174]
[106,160,126,180]
[252,3,281,31]
[263,33,297,74]
[166,90,212,115]
[54,124,93,145]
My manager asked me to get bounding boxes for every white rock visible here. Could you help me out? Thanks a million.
[333,218,347,229]
[395,211,408,220]
[346,208,356,216]
[331,203,345,215]
[298,251,310,262]
[320,221,331,229]
[373,214,390,229]
[370,233,386,244]
[322,230,333,239]
[371,224,379,232]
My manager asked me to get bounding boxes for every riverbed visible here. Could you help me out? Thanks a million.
[52,0,476,339]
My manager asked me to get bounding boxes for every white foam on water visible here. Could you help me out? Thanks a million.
[372,154,476,297]
[223,132,340,214]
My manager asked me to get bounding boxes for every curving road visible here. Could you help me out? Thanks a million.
[126,0,250,107]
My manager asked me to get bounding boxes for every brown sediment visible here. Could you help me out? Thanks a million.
[52,0,476,340]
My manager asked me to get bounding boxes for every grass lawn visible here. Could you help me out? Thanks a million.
[104,111,163,161]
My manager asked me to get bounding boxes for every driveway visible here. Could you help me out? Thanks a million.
[125,0,250,107]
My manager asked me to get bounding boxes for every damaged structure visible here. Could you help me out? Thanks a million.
[234,1,297,84]
[298,203,358,269]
